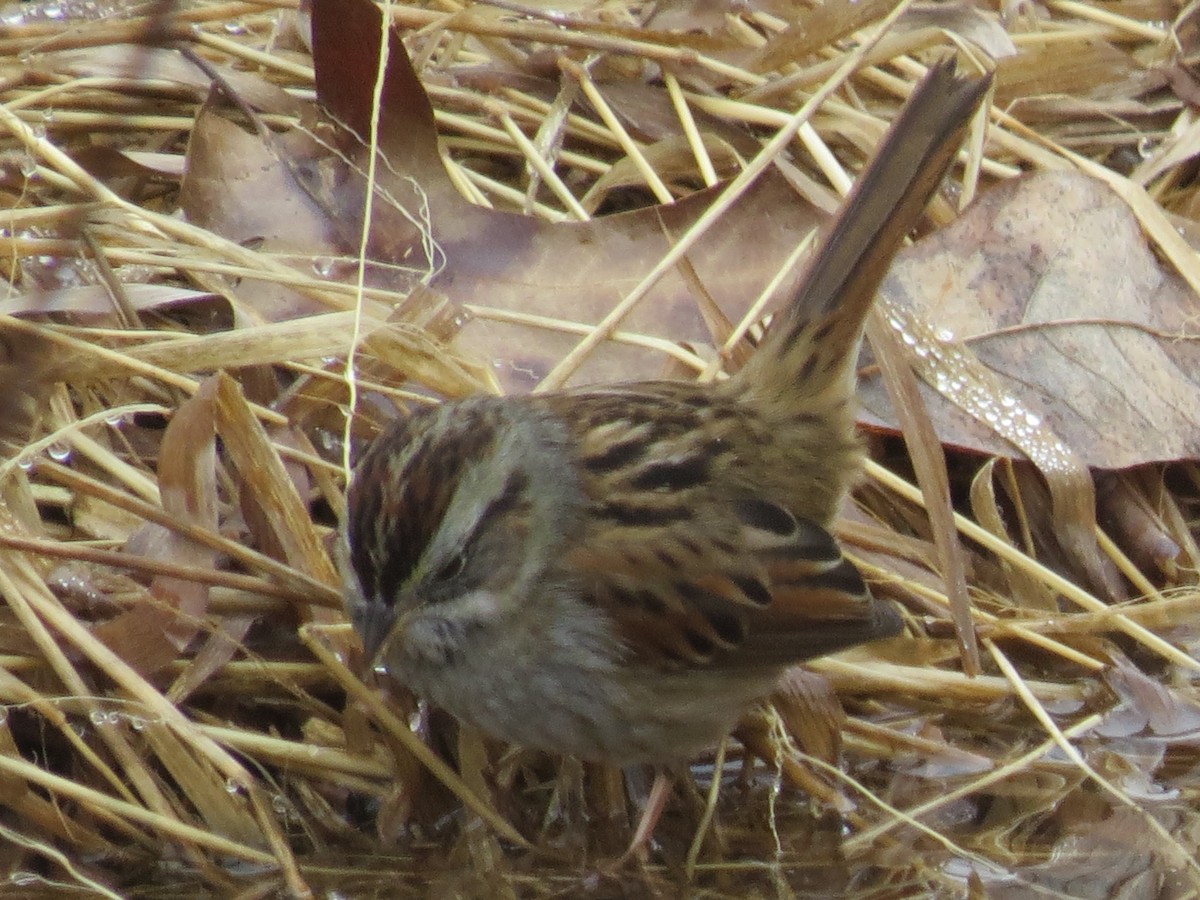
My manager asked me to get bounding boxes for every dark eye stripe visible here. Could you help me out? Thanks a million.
[479,469,529,527]
[432,552,466,584]
[348,402,503,604]
[453,469,530,562]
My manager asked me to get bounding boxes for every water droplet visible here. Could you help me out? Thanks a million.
[1025,412,1041,427]
[936,327,954,341]
[312,256,336,277]
[18,152,37,177]
[89,709,107,726]
[46,442,71,462]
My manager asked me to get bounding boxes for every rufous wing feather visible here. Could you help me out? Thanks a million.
[570,496,898,671]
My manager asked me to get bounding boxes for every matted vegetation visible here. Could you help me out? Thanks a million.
[0,0,1199,896]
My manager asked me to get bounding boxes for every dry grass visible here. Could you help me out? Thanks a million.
[0,0,1199,896]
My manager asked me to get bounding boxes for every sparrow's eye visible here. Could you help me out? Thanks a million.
[432,551,467,584]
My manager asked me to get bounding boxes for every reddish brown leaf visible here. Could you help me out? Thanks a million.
[181,0,827,390]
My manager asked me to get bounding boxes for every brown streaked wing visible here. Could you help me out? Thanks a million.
[736,511,902,665]
[536,388,898,671]
[564,491,900,672]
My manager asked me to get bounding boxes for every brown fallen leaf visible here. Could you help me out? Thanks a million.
[751,0,901,72]
[772,668,846,765]
[180,0,830,390]
[0,284,214,317]
[859,170,1200,471]
[97,379,221,674]
[43,45,301,117]
[1101,651,1200,739]
[988,806,1192,899]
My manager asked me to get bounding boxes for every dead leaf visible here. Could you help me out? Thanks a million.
[899,3,1017,60]
[44,45,300,116]
[180,0,828,390]
[772,668,845,764]
[751,0,900,72]
[0,284,214,317]
[860,170,1200,470]
[1102,652,1200,739]
[97,380,221,672]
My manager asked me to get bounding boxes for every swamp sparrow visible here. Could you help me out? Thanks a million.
[346,61,989,769]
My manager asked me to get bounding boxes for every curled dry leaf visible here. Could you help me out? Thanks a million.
[1096,471,1183,577]
[751,0,902,72]
[184,2,1199,488]
[898,3,1017,61]
[211,373,340,594]
[1101,652,1200,740]
[993,42,1151,109]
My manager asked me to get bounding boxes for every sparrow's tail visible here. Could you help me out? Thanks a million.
[732,59,991,411]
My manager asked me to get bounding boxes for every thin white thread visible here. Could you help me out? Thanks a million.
[342,1,394,482]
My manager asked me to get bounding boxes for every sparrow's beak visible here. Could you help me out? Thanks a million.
[352,597,396,667]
